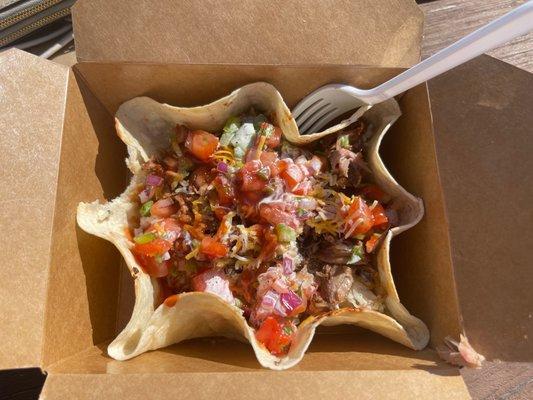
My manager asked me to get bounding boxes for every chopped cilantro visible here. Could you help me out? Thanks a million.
[347,242,365,264]
[258,122,274,137]
[337,135,351,149]
[282,325,293,335]
[276,223,297,243]
[257,167,270,181]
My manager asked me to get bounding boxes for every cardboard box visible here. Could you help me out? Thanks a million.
[1,0,531,398]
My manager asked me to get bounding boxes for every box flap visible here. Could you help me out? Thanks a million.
[42,370,469,399]
[41,333,470,399]
[427,55,533,361]
[0,49,69,369]
[72,0,423,67]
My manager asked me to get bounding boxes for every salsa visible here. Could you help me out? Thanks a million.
[130,112,396,356]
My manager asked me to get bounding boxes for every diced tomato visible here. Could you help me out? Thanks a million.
[255,316,293,355]
[276,159,291,173]
[240,160,267,192]
[280,163,304,190]
[241,174,267,192]
[185,130,219,162]
[199,236,228,259]
[161,218,182,233]
[212,174,235,206]
[366,234,381,253]
[215,212,233,239]
[345,197,373,236]
[213,206,230,220]
[371,203,389,228]
[184,224,205,240]
[133,238,172,257]
[260,151,278,165]
[360,185,389,202]
[133,253,170,277]
[259,203,299,229]
[163,294,179,307]
[292,180,312,195]
[260,151,279,176]
[258,227,279,262]
[151,198,178,217]
[266,126,282,148]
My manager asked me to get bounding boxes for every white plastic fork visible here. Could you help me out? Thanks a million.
[292,2,533,134]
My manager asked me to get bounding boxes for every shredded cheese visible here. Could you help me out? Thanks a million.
[185,247,199,260]
[344,217,363,239]
[212,147,236,165]
[255,134,267,159]
[307,218,339,234]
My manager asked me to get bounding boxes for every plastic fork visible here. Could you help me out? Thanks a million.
[292,2,533,134]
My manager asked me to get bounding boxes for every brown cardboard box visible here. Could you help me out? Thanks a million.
[0,0,531,398]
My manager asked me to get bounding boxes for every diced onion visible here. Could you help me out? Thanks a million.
[273,297,288,317]
[138,188,151,203]
[261,290,278,311]
[146,174,163,186]
[282,256,294,274]
[272,278,289,293]
[280,291,302,313]
[161,251,171,261]
[156,197,174,208]
[299,197,317,210]
[217,161,229,173]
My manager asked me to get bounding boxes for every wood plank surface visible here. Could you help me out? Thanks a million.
[420,0,532,72]
[461,362,533,400]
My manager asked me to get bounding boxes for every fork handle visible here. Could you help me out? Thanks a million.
[355,2,533,104]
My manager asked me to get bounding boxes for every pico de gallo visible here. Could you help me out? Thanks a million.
[130,112,398,356]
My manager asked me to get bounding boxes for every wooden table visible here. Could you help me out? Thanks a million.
[1,1,531,399]
[420,0,532,73]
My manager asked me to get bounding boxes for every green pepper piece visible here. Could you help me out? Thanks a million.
[140,200,154,216]
[276,223,297,243]
[134,232,156,244]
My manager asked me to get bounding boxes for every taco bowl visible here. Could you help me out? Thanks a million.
[77,82,428,370]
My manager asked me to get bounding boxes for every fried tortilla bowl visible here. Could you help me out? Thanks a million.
[77,82,428,370]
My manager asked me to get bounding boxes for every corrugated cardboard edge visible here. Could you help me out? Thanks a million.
[71,0,423,67]
[0,49,69,369]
